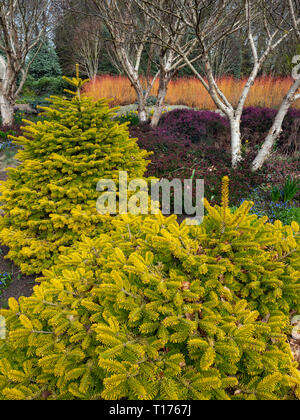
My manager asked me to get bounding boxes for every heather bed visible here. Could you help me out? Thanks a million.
[130,107,300,224]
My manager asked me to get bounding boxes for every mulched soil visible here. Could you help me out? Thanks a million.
[0,245,36,308]
[0,169,37,308]
[0,171,8,182]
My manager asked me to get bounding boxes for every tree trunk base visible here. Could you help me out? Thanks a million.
[0,96,15,127]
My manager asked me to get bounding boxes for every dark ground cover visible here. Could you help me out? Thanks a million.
[131,109,300,209]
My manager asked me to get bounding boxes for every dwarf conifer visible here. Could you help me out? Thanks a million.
[0,69,150,274]
[0,184,299,400]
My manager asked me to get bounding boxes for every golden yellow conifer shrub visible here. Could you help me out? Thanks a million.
[197,180,300,317]
[0,72,151,274]
[0,193,299,400]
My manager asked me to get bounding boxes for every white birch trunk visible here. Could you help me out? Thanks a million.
[0,94,14,126]
[230,117,242,168]
[252,77,300,171]
[151,73,169,127]
[137,92,148,123]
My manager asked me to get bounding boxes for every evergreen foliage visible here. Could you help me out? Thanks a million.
[0,185,299,400]
[199,196,300,317]
[23,76,68,97]
[29,40,62,80]
[0,71,150,274]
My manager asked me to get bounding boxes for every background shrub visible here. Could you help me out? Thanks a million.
[241,107,300,153]
[158,109,230,145]
[243,187,300,225]
[117,111,140,127]
[0,203,299,400]
[131,106,300,209]
[146,95,157,106]
[132,125,265,206]
[157,107,300,154]
[0,126,22,143]
[28,40,61,80]
[23,76,68,98]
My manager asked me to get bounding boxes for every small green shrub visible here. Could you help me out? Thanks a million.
[118,111,140,127]
[0,272,12,298]
[23,76,67,97]
[242,186,300,225]
[0,128,20,153]
[271,186,282,203]
[146,96,157,106]
[282,177,300,203]
[271,177,300,203]
[270,206,300,226]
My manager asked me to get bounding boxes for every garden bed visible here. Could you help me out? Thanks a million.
[0,170,37,307]
[0,245,36,308]
[0,95,299,399]
[0,109,299,307]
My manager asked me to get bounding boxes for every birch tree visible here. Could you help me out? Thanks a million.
[90,0,196,126]
[90,0,157,123]
[252,0,300,170]
[137,0,246,165]
[139,0,198,127]
[137,0,297,168]
[72,17,104,80]
[0,0,51,126]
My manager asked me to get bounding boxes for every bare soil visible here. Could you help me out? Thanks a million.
[0,245,37,308]
[0,170,37,308]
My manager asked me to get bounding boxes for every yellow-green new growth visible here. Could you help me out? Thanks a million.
[0,74,151,274]
[221,175,230,230]
[0,200,299,400]
[221,176,230,210]
[62,64,89,99]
